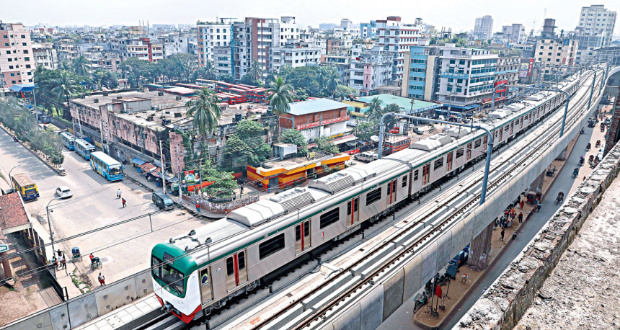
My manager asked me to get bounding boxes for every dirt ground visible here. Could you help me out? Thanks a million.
[0,233,60,325]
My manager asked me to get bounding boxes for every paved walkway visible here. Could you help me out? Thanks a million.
[379,109,609,329]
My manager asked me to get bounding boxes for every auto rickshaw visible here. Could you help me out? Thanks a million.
[72,247,82,262]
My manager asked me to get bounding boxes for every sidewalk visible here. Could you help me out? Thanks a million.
[412,128,587,328]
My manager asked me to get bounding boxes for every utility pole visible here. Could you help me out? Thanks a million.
[159,140,166,194]
[176,145,182,204]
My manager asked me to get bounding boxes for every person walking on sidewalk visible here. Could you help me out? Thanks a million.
[117,189,121,199]
[57,249,62,258]
[98,273,106,286]
[196,202,201,213]
[500,229,505,241]
[518,212,524,223]
[122,198,126,208]
[519,200,524,209]
[537,200,542,212]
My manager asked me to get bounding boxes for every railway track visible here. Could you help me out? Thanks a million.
[246,70,604,329]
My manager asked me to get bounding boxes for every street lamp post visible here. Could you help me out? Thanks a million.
[490,83,571,137]
[8,165,19,188]
[378,113,494,205]
[46,198,61,254]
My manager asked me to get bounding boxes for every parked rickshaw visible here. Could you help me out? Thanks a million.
[71,247,82,262]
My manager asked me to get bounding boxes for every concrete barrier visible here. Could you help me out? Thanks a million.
[381,268,405,320]
[1,269,153,330]
[456,138,620,329]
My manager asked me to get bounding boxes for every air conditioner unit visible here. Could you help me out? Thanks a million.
[94,98,99,103]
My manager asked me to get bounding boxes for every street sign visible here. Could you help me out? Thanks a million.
[0,244,8,253]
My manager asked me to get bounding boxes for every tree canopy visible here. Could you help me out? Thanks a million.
[280,129,308,156]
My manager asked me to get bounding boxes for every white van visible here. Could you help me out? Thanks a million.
[355,151,378,163]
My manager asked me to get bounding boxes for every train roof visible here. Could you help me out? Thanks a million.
[410,134,453,151]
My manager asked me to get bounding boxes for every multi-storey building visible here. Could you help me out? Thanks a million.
[120,38,163,62]
[56,40,78,62]
[279,98,351,142]
[346,49,393,96]
[32,43,57,70]
[436,45,498,108]
[360,21,377,39]
[375,16,420,83]
[196,19,233,67]
[270,43,321,73]
[474,15,493,40]
[575,5,616,48]
[213,45,233,76]
[401,46,440,100]
[534,38,578,75]
[0,23,34,88]
[501,24,525,43]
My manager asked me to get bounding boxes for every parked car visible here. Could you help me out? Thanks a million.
[152,192,174,210]
[412,127,424,135]
[55,186,73,199]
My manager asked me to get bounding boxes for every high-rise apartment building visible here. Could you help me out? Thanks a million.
[535,38,578,74]
[0,23,35,88]
[575,5,616,48]
[197,18,234,68]
[501,24,525,43]
[474,15,493,40]
[376,16,420,82]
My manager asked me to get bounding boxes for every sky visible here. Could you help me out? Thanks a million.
[2,0,618,35]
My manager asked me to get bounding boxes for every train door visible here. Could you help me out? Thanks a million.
[295,220,311,253]
[199,267,213,304]
[510,121,514,135]
[446,152,453,172]
[466,143,472,161]
[423,164,430,185]
[387,179,397,204]
[499,127,503,141]
[520,117,524,129]
[347,198,359,227]
[225,250,247,291]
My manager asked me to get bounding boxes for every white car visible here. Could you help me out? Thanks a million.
[55,186,73,199]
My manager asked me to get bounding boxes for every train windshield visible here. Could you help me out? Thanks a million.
[152,256,185,296]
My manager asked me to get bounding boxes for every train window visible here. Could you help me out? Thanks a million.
[504,126,509,131]
[387,182,392,195]
[259,234,285,260]
[347,199,358,215]
[414,170,419,181]
[402,175,408,188]
[366,188,382,206]
[296,225,301,240]
[434,158,443,170]
[320,207,340,229]
[238,252,246,270]
[226,257,234,276]
[151,256,162,278]
[474,139,481,148]
[456,148,464,158]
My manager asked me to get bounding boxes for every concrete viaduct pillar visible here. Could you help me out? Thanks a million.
[469,221,494,270]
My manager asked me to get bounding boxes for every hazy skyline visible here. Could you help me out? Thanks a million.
[3,0,618,35]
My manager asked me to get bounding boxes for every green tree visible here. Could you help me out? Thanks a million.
[234,120,271,160]
[280,129,308,156]
[200,159,238,198]
[315,136,339,154]
[356,120,378,141]
[294,87,309,101]
[247,61,264,86]
[185,88,222,145]
[221,120,272,172]
[51,70,82,120]
[72,55,89,77]
[221,134,254,172]
[219,74,235,83]
[365,97,383,119]
[268,76,295,116]
[333,85,359,100]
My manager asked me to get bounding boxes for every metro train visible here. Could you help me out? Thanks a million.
[151,72,589,323]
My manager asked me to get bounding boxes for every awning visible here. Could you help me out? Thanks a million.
[131,157,146,166]
[332,134,357,145]
[9,84,36,92]
[140,162,157,173]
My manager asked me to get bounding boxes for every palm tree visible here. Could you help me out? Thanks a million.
[72,55,89,77]
[186,88,222,150]
[247,61,264,85]
[365,97,382,119]
[51,70,80,105]
[267,76,295,141]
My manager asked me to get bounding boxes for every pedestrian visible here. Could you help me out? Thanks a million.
[240,185,244,196]
[500,229,505,241]
[57,249,62,257]
[117,189,121,199]
[518,212,523,223]
[122,198,126,208]
[537,201,542,212]
[510,208,516,219]
[583,176,586,181]
[52,256,58,269]
[98,273,106,286]
[196,202,201,213]
[519,200,524,209]
[61,254,66,270]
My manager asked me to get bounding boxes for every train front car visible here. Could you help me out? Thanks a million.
[151,243,202,323]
